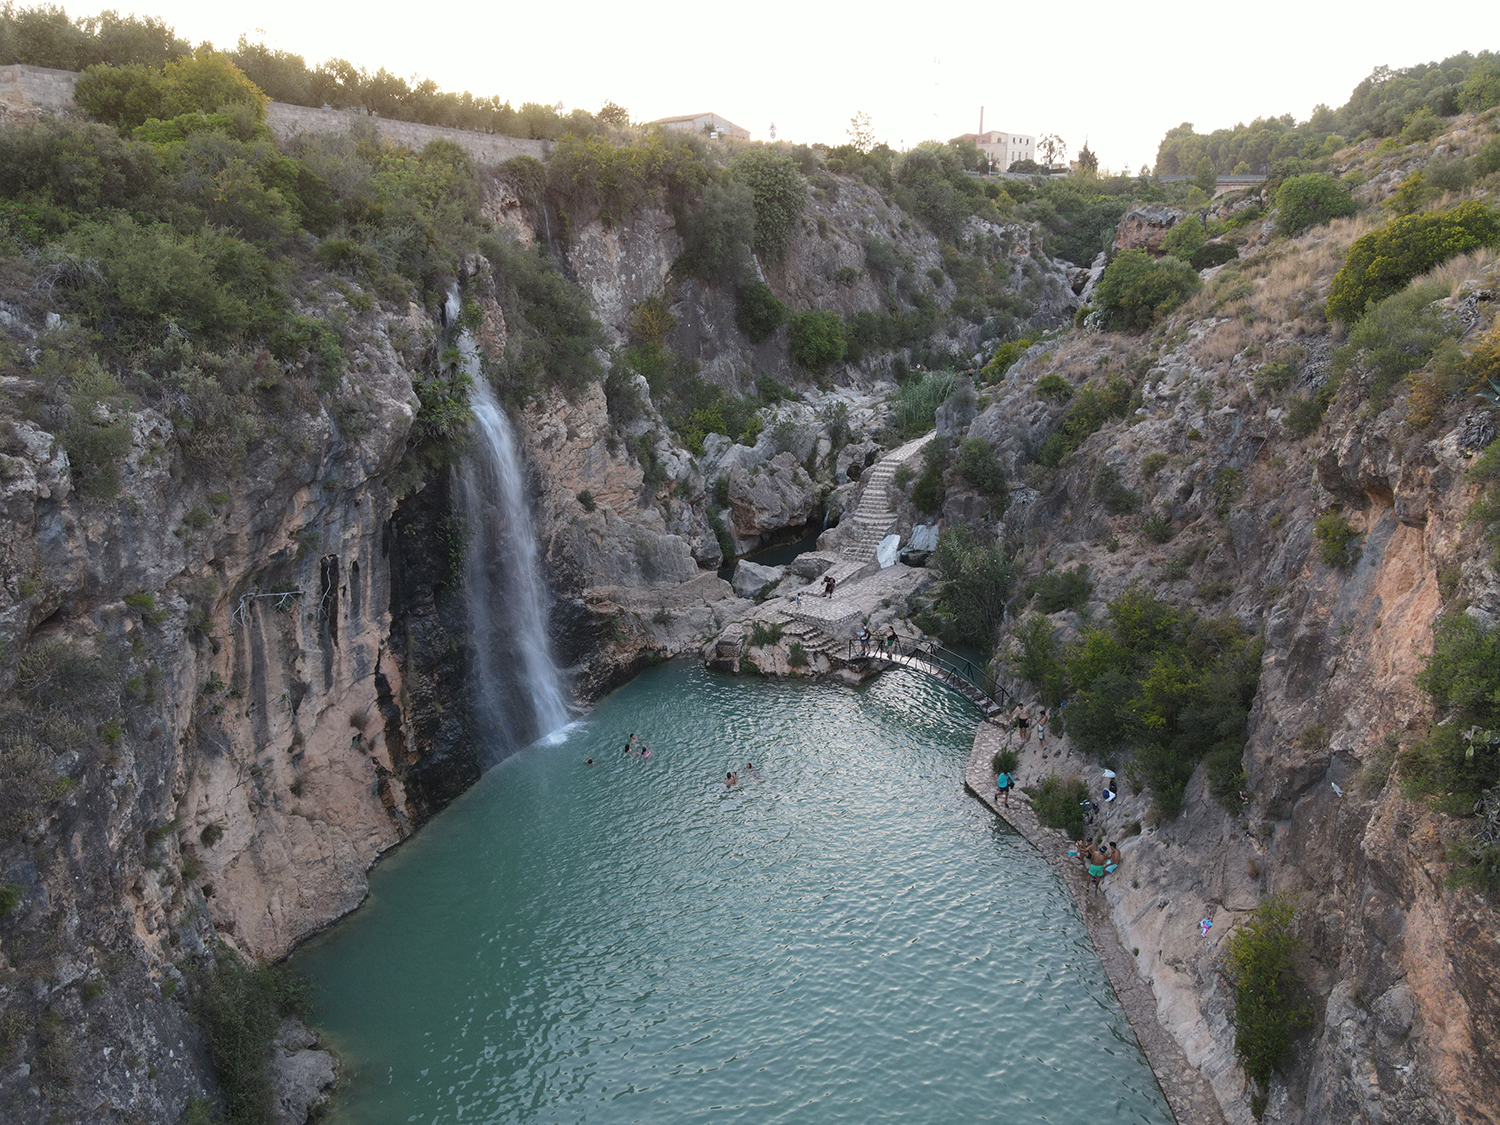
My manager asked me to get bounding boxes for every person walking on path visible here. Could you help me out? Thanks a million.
[859,625,870,655]
[995,766,1015,807]
[1036,710,1049,745]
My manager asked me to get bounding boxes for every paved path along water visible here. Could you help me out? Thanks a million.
[965,724,1229,1125]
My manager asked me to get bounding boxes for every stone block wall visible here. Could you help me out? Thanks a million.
[0,64,78,109]
[0,64,552,165]
[265,102,553,163]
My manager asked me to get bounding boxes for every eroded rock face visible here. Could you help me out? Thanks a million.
[1114,205,1188,253]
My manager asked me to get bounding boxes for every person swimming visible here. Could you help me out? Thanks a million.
[726,771,738,786]
[585,758,595,766]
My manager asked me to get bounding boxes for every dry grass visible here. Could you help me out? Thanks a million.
[1421,246,1500,298]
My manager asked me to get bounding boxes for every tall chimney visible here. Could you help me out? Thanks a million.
[979,106,984,136]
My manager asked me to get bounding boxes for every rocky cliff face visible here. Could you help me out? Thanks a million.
[0,289,468,1120]
[961,216,1500,1123]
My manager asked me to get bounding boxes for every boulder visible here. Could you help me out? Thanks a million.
[270,1019,337,1125]
[1114,205,1187,254]
[908,524,940,552]
[731,560,784,599]
[876,534,900,569]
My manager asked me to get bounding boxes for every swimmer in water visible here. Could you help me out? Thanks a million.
[726,771,737,786]
[585,757,595,765]
[641,747,650,760]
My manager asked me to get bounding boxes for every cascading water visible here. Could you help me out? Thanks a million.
[450,289,571,756]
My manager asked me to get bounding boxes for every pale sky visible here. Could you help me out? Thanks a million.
[107,1,1495,171]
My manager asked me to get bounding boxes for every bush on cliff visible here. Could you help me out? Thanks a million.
[730,149,808,261]
[1326,202,1500,323]
[1273,173,1357,237]
[1060,588,1261,819]
[788,310,846,375]
[735,281,787,343]
[1402,612,1500,813]
[193,945,313,1125]
[1225,893,1312,1095]
[926,526,1013,647]
[1093,249,1201,330]
[75,48,268,132]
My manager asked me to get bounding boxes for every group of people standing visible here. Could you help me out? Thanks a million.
[1074,839,1122,892]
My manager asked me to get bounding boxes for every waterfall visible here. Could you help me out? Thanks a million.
[456,377,571,756]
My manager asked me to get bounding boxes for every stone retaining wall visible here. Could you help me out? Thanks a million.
[0,64,78,108]
[0,63,552,164]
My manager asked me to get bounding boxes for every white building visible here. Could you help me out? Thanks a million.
[649,112,750,140]
[960,129,1037,171]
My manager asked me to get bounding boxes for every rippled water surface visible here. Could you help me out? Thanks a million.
[295,662,1171,1124]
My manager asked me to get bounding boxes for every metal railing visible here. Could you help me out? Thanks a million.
[847,636,1015,711]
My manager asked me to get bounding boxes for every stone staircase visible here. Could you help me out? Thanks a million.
[711,430,943,675]
[844,431,938,564]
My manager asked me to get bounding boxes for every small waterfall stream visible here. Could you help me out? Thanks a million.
[450,289,570,756]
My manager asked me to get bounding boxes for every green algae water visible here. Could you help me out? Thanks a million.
[295,663,1172,1124]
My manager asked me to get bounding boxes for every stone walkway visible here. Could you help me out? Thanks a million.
[966,724,1228,1125]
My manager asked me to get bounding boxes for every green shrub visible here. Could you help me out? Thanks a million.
[1283,389,1331,437]
[1210,467,1244,516]
[991,747,1020,775]
[677,179,755,283]
[747,621,784,647]
[736,281,786,343]
[788,310,846,374]
[1401,614,1500,810]
[1036,373,1134,466]
[1033,566,1092,614]
[1274,173,1357,236]
[1225,894,1312,1090]
[730,149,808,260]
[1094,249,1201,330]
[1091,463,1140,514]
[1142,452,1170,479]
[1060,587,1261,817]
[788,641,809,668]
[1474,138,1500,180]
[980,337,1035,382]
[1160,215,1206,263]
[1204,740,1246,808]
[955,437,1006,504]
[1190,242,1239,270]
[1312,510,1361,569]
[1029,773,1090,839]
[1034,373,1073,402]
[1332,283,1458,407]
[910,459,945,514]
[1326,201,1500,323]
[576,489,596,512]
[1005,614,1066,706]
[480,233,606,400]
[0,882,20,917]
[76,49,268,132]
[1141,511,1174,543]
[193,945,313,1125]
[708,510,735,560]
[928,526,1013,646]
[59,216,282,348]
